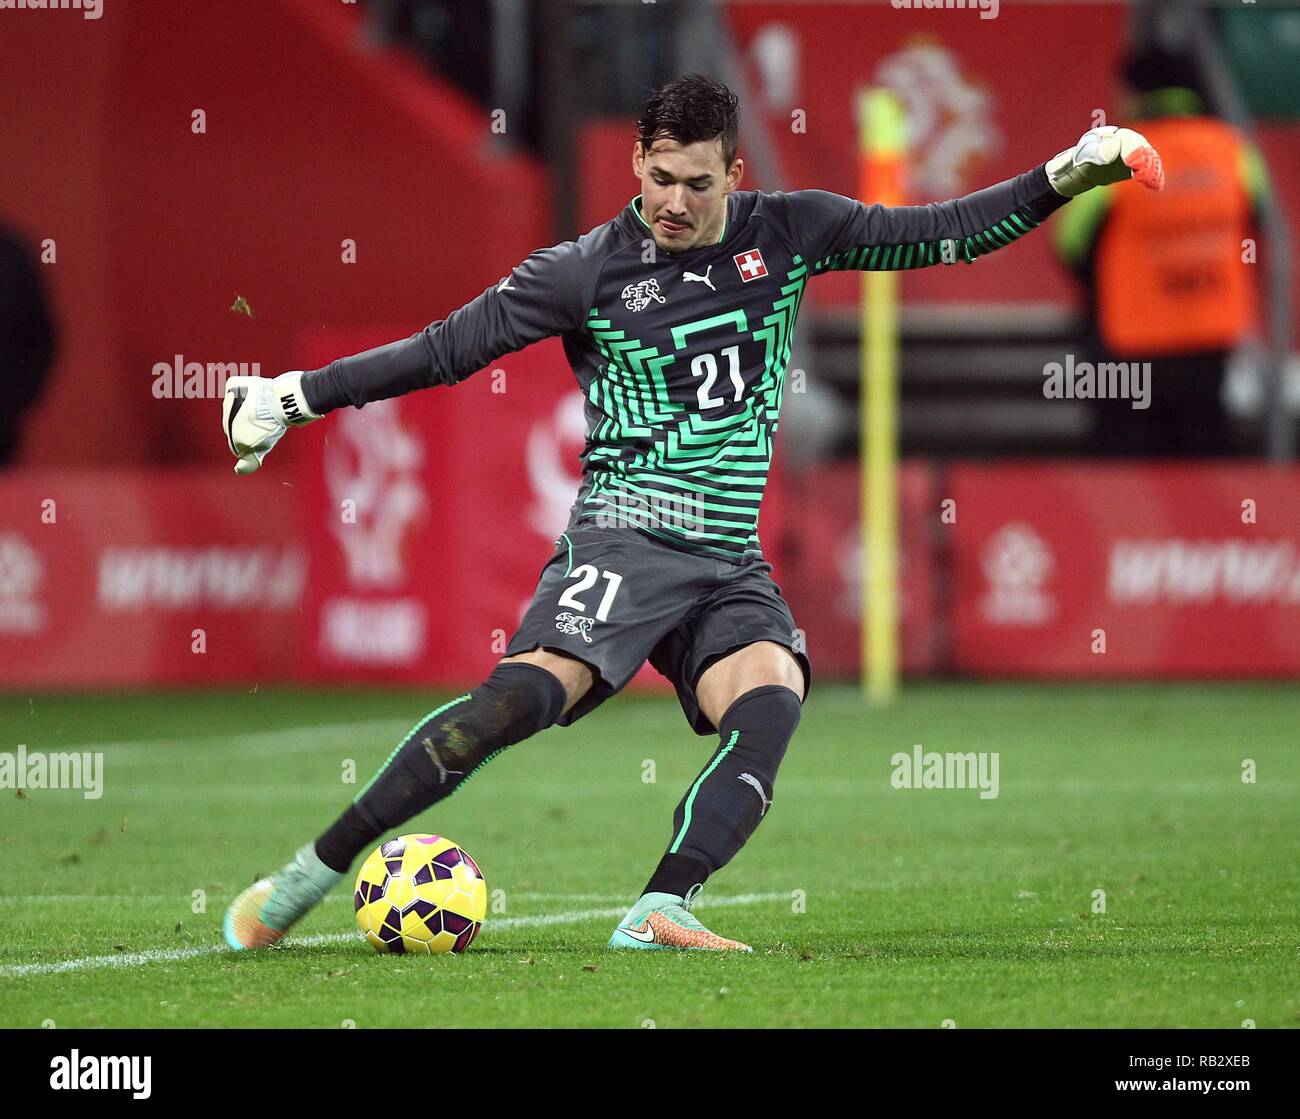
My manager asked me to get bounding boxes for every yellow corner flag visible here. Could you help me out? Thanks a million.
[857,89,905,704]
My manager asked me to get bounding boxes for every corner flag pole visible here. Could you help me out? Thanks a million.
[858,89,905,704]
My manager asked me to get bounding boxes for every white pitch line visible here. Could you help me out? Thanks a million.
[0,892,786,978]
[44,718,417,758]
[0,896,187,904]
[0,944,219,978]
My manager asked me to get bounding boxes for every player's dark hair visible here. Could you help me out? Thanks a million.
[637,74,740,169]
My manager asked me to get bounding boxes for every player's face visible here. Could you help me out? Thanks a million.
[633,137,743,253]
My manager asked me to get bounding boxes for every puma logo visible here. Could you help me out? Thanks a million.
[738,772,771,816]
[422,737,465,785]
[682,265,715,291]
[497,276,515,292]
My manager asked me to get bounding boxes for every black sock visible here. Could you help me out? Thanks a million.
[642,852,711,900]
[643,684,802,896]
[314,662,566,873]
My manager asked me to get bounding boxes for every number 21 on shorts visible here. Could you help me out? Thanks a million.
[557,565,623,621]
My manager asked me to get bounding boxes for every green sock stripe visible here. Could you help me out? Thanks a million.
[669,729,740,854]
[353,694,473,802]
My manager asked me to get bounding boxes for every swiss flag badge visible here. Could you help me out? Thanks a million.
[733,248,768,283]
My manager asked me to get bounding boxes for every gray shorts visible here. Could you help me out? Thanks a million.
[505,523,811,734]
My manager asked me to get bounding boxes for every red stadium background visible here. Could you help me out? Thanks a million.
[2,0,1298,688]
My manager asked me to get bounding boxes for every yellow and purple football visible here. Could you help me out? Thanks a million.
[354,834,486,954]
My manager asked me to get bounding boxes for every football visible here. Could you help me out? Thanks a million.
[354,834,487,955]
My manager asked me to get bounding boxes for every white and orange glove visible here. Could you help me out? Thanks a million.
[222,372,319,474]
[1046,125,1165,197]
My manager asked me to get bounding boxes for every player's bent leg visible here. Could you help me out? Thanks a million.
[609,642,804,953]
[665,641,804,888]
[694,639,807,727]
[316,658,578,866]
[498,647,596,717]
[225,658,583,950]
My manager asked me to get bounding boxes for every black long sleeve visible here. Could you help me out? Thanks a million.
[765,163,1069,273]
[303,240,592,415]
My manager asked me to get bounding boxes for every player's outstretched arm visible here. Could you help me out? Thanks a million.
[221,241,591,474]
[775,125,1163,276]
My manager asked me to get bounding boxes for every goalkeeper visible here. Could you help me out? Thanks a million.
[224,74,1162,953]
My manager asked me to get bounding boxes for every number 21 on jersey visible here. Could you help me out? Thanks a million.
[558,565,623,621]
[690,344,744,410]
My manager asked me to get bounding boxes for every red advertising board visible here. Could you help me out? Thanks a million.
[5,460,1297,687]
[0,471,303,687]
[780,460,938,676]
[950,463,1300,676]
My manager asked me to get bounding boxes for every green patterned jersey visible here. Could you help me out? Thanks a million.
[305,165,1068,560]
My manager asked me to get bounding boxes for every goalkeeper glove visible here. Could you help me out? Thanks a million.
[222,371,320,475]
[1046,125,1165,197]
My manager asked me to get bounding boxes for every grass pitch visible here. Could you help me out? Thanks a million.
[1,683,1296,1028]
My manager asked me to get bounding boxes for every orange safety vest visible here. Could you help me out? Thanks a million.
[1096,116,1255,355]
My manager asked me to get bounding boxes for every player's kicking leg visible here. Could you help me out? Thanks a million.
[609,640,805,953]
[224,650,593,950]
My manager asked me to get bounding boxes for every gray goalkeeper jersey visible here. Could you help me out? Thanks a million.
[303,164,1068,561]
